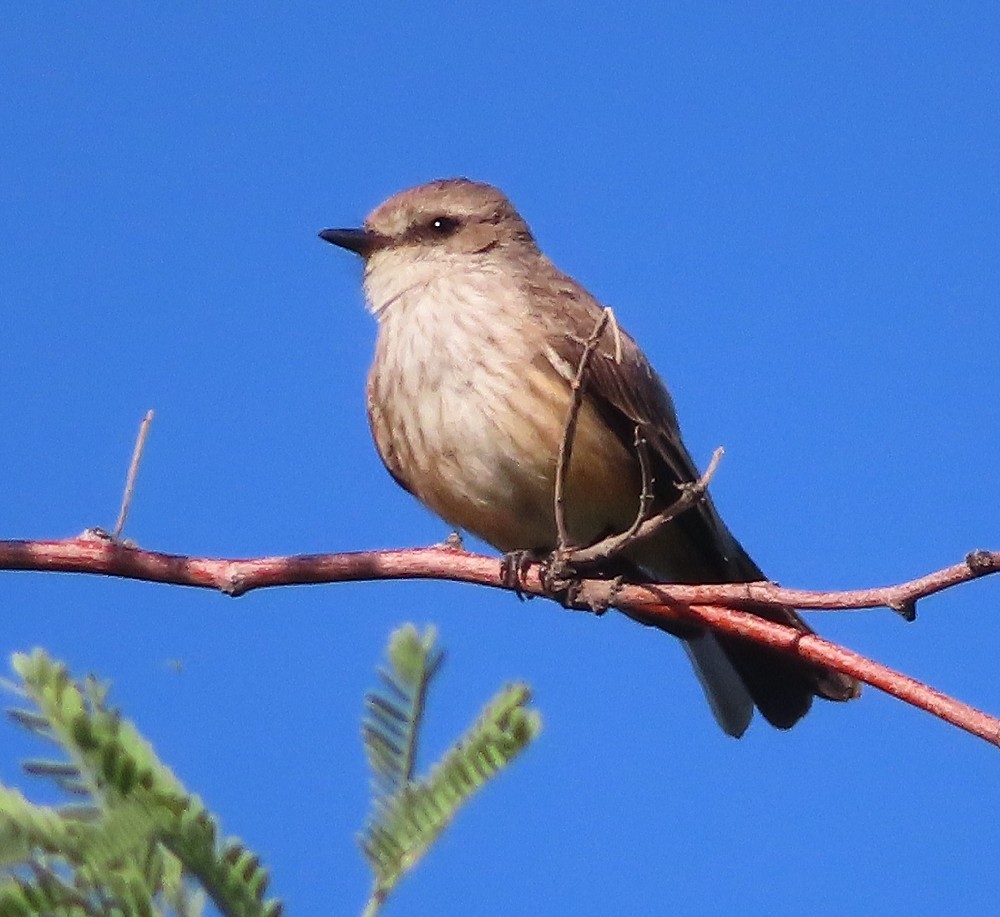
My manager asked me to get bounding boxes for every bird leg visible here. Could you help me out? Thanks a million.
[499,549,544,599]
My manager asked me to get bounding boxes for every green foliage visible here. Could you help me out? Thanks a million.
[362,625,443,800]
[359,625,542,916]
[0,649,280,917]
[0,631,541,917]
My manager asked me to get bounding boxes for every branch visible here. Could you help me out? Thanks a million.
[1,537,998,745]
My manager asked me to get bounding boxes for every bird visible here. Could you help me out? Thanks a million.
[320,178,860,736]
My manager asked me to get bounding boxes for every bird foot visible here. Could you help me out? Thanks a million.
[500,548,621,615]
[499,550,542,600]
[498,547,584,604]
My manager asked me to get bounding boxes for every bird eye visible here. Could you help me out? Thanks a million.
[429,216,460,235]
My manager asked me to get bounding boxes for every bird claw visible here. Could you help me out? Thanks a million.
[499,549,577,605]
[499,550,539,599]
[500,548,620,615]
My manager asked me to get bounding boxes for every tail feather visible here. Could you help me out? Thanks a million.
[682,634,754,737]
[634,514,861,733]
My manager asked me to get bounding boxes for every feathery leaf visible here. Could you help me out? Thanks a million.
[358,627,541,915]
[362,625,444,800]
[1,648,281,917]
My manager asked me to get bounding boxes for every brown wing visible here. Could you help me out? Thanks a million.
[528,268,860,726]
[526,267,759,579]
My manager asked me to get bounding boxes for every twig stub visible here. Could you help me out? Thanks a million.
[112,410,155,540]
[967,549,999,576]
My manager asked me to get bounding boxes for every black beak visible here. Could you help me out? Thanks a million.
[318,227,382,257]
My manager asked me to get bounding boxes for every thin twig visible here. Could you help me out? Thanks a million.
[112,410,154,540]
[566,447,724,568]
[621,425,656,541]
[553,308,614,549]
[362,885,388,917]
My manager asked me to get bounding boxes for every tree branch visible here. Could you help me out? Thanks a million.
[1,536,998,745]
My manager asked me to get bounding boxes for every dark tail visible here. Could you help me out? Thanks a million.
[692,546,860,730]
[631,518,861,732]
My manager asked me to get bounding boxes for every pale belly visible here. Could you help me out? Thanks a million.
[367,311,641,553]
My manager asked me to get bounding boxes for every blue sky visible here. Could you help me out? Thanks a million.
[2,4,999,914]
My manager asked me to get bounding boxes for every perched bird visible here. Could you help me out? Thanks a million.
[320,179,860,736]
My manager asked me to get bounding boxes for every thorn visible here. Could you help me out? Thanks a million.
[890,599,917,622]
[438,531,465,551]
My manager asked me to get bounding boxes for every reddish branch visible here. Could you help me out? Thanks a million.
[1,535,998,746]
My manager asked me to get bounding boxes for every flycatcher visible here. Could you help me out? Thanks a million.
[320,178,860,736]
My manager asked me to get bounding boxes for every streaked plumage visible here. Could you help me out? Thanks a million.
[322,179,860,736]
